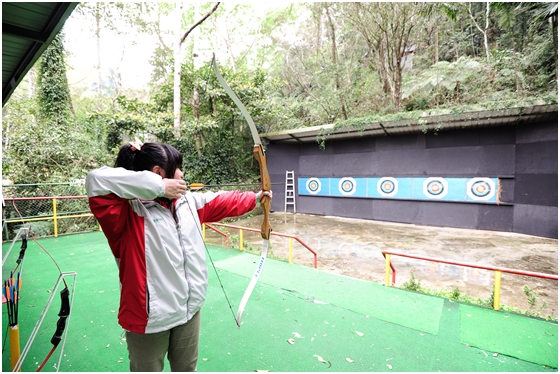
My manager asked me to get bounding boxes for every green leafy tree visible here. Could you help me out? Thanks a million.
[88,56,279,184]
[3,32,111,184]
[11,32,76,182]
[36,33,74,126]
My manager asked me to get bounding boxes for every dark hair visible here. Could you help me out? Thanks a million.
[114,142,183,178]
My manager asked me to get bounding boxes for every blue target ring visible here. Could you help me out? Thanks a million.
[467,178,495,201]
[338,177,356,195]
[426,181,444,196]
[306,178,321,195]
[380,180,395,194]
[377,177,398,197]
[423,178,448,199]
[471,181,491,197]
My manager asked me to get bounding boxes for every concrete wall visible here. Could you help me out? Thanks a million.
[266,121,558,239]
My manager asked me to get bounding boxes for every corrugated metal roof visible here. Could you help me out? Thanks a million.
[2,2,78,106]
[261,104,558,144]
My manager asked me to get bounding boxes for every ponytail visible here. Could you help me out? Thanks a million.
[114,144,136,170]
[114,141,183,177]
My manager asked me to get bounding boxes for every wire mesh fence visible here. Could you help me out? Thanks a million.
[2,182,97,241]
[2,181,262,241]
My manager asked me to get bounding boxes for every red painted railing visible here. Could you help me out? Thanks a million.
[205,222,318,269]
[382,250,558,310]
[204,223,229,247]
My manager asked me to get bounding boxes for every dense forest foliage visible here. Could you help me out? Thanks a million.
[2,2,557,186]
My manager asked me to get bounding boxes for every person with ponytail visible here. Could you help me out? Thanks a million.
[85,137,271,372]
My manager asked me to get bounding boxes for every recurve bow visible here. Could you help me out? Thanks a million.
[212,53,272,328]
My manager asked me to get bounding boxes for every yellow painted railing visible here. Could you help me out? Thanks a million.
[382,250,558,311]
[204,222,318,268]
[3,197,94,238]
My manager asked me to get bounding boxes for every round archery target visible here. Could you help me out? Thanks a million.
[467,178,495,201]
[306,178,321,195]
[377,177,398,197]
[338,177,356,195]
[423,178,448,198]
[471,181,491,197]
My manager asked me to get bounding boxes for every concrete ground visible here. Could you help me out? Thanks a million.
[207,212,558,320]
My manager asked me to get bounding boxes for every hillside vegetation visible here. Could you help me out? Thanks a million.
[2,2,557,186]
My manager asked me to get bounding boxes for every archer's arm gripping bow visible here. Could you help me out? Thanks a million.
[212,53,272,327]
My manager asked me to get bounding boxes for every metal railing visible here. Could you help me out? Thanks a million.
[3,196,97,240]
[2,194,319,269]
[382,250,558,311]
[204,222,318,268]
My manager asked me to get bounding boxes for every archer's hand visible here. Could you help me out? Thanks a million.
[163,179,187,199]
[256,190,273,200]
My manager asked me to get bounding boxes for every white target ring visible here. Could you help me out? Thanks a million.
[377,177,398,197]
[423,177,448,199]
[467,178,495,201]
[306,178,322,195]
[338,177,357,195]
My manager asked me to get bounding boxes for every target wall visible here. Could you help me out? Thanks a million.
[299,177,499,203]
[263,106,557,239]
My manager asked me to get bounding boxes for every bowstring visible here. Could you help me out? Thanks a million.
[10,200,67,288]
[7,198,71,371]
[184,195,239,327]
[177,57,239,327]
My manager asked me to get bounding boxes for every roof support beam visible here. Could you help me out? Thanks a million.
[2,23,49,43]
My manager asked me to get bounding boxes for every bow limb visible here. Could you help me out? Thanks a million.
[35,286,70,372]
[212,54,272,327]
[8,203,75,372]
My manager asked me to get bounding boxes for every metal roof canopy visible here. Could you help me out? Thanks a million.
[261,104,558,144]
[2,2,78,107]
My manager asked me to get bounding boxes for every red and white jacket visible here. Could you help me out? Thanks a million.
[85,166,257,334]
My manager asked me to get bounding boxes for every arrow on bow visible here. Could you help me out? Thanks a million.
[212,53,272,328]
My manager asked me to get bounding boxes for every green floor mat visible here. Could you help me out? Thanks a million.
[3,234,556,372]
[460,304,558,368]
[2,232,128,372]
[200,268,553,372]
[215,252,444,335]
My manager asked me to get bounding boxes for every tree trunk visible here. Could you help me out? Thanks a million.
[435,23,439,65]
[469,2,490,61]
[95,3,102,109]
[173,3,182,138]
[325,7,347,120]
[553,15,558,89]
[192,2,200,68]
[483,2,490,61]
[174,2,221,140]
[192,3,202,153]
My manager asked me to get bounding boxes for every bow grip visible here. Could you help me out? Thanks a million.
[17,235,27,264]
[50,287,70,346]
[253,145,272,240]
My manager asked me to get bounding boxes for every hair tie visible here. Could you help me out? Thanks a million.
[129,137,143,152]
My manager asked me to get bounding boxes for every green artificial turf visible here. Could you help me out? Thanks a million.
[2,232,557,372]
[460,304,558,368]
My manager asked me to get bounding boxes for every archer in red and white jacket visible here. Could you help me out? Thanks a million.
[85,166,257,334]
